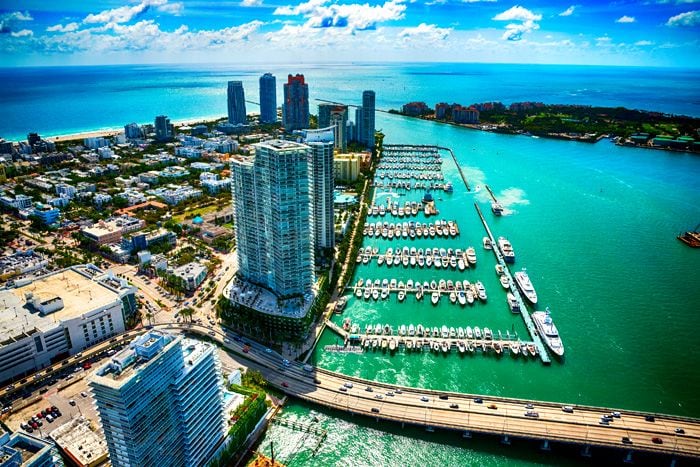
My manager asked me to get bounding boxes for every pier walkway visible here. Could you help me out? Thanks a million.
[485,184,499,203]
[473,202,551,364]
[436,146,470,191]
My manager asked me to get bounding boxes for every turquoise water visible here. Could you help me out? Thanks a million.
[260,113,700,465]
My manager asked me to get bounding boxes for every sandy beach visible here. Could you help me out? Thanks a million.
[45,115,226,143]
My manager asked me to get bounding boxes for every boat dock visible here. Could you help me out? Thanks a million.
[485,184,498,203]
[437,146,470,191]
[473,202,551,364]
[325,319,539,358]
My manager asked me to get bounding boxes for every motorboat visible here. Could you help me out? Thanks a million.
[441,341,450,353]
[466,326,474,339]
[408,324,415,336]
[497,237,515,263]
[449,291,457,304]
[457,291,467,306]
[514,269,538,305]
[466,247,477,265]
[507,292,521,313]
[441,325,449,338]
[500,275,510,289]
[483,327,493,340]
[483,237,492,250]
[474,327,482,339]
[475,281,487,301]
[532,308,564,357]
[431,292,440,305]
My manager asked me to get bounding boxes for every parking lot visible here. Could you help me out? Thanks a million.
[4,372,101,438]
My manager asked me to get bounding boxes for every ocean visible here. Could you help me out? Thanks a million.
[3,63,699,465]
[1,63,700,141]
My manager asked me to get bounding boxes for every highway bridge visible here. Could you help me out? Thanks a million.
[3,323,699,462]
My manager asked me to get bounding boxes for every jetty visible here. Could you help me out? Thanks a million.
[473,202,551,364]
[437,145,470,191]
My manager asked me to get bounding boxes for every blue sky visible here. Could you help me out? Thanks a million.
[1,0,699,67]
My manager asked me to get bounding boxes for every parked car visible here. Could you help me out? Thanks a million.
[80,391,88,398]
[621,436,632,444]
[652,437,663,444]
[371,407,380,413]
[69,400,76,406]
[449,404,459,409]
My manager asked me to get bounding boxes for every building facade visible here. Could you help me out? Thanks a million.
[360,90,376,148]
[318,104,348,152]
[308,141,335,252]
[230,140,314,300]
[333,153,362,182]
[259,73,277,124]
[154,115,173,141]
[227,81,247,125]
[89,332,225,467]
[282,74,309,132]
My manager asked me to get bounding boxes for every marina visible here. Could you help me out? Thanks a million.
[362,219,460,239]
[348,277,487,304]
[354,246,477,270]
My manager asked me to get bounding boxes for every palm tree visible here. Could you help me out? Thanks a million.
[180,307,194,323]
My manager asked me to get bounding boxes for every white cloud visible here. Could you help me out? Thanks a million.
[11,29,33,38]
[399,22,451,42]
[666,10,700,26]
[634,40,653,46]
[493,6,541,22]
[241,0,263,5]
[425,0,446,5]
[0,11,33,34]
[47,22,80,33]
[83,0,182,25]
[273,0,406,31]
[493,6,542,41]
[615,15,635,23]
[559,6,575,17]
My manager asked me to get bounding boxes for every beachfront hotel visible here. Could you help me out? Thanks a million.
[89,331,226,467]
[282,74,309,131]
[259,73,277,124]
[227,80,247,125]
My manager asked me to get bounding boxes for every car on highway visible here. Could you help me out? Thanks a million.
[675,428,685,434]
[449,404,459,409]
[208,331,215,336]
[385,392,394,397]
[395,389,403,394]
[488,404,497,410]
[420,396,429,402]
[343,382,353,389]
[80,391,88,398]
[645,415,655,422]
[439,395,448,400]
[365,387,373,392]
[374,394,384,400]
[612,411,621,418]
[525,403,534,409]
[371,407,380,413]
[223,338,231,344]
[474,398,483,404]
[562,406,574,413]
[525,411,539,418]
[621,436,632,444]
[339,387,347,392]
[652,437,663,444]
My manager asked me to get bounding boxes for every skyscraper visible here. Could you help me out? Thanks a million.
[90,331,225,467]
[227,81,247,125]
[231,140,314,300]
[354,107,364,144]
[259,73,277,124]
[318,104,347,152]
[282,74,309,131]
[361,90,376,148]
[155,115,173,141]
[308,141,335,252]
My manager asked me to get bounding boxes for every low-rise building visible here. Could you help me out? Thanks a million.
[49,417,108,467]
[0,194,33,210]
[0,250,48,280]
[201,178,231,194]
[30,203,60,226]
[0,264,136,384]
[81,216,145,245]
[169,262,207,292]
[333,153,363,182]
[0,426,60,467]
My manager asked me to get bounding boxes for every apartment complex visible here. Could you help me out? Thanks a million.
[89,332,225,467]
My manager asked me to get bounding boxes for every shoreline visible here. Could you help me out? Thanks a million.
[43,115,226,143]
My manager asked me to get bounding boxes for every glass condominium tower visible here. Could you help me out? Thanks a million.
[259,73,277,124]
[282,74,309,132]
[227,81,247,125]
[89,331,225,467]
[230,140,314,300]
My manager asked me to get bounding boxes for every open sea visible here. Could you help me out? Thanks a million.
[2,63,699,465]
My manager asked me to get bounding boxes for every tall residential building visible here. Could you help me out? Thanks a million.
[227,81,247,125]
[231,140,314,300]
[154,115,173,141]
[318,104,348,152]
[124,122,143,139]
[361,90,376,148]
[308,141,335,252]
[90,331,225,467]
[259,73,277,124]
[282,74,309,132]
[354,107,364,143]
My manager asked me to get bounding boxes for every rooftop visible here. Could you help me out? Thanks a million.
[0,265,133,346]
[49,417,108,467]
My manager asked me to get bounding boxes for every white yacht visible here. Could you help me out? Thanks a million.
[532,308,564,357]
[514,269,538,304]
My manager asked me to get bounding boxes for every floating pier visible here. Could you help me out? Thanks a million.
[436,146,470,191]
[484,184,498,203]
[473,202,550,364]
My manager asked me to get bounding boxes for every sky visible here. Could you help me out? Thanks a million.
[0,0,699,67]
